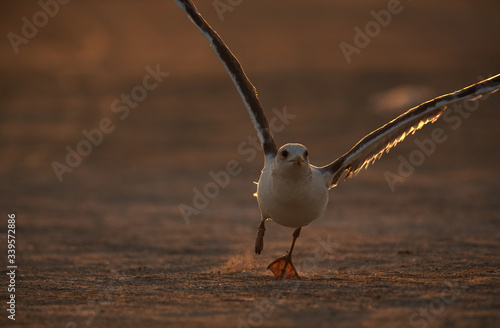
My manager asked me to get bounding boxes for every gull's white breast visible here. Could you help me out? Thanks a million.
[256,164,329,228]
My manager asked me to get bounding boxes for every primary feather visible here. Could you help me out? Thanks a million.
[321,74,500,188]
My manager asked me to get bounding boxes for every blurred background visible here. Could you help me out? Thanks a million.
[1,0,499,326]
[1,0,500,246]
[1,0,499,214]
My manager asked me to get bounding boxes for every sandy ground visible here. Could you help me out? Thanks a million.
[1,1,500,327]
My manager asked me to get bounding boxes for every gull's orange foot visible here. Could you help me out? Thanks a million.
[267,255,300,279]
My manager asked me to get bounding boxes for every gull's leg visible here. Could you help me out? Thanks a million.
[255,218,266,255]
[267,227,302,279]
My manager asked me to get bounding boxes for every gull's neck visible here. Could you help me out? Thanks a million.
[271,162,312,182]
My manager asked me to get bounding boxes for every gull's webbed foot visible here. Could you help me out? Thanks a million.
[267,253,300,279]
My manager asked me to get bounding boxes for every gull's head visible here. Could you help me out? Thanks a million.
[275,143,309,169]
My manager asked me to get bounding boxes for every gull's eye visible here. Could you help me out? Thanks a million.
[281,150,289,158]
[304,150,308,159]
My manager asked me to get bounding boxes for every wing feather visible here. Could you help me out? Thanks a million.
[175,0,278,157]
[322,74,500,188]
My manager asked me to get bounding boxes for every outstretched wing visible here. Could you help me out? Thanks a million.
[175,0,278,157]
[321,74,500,188]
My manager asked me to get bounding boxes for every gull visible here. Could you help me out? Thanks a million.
[175,0,500,279]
